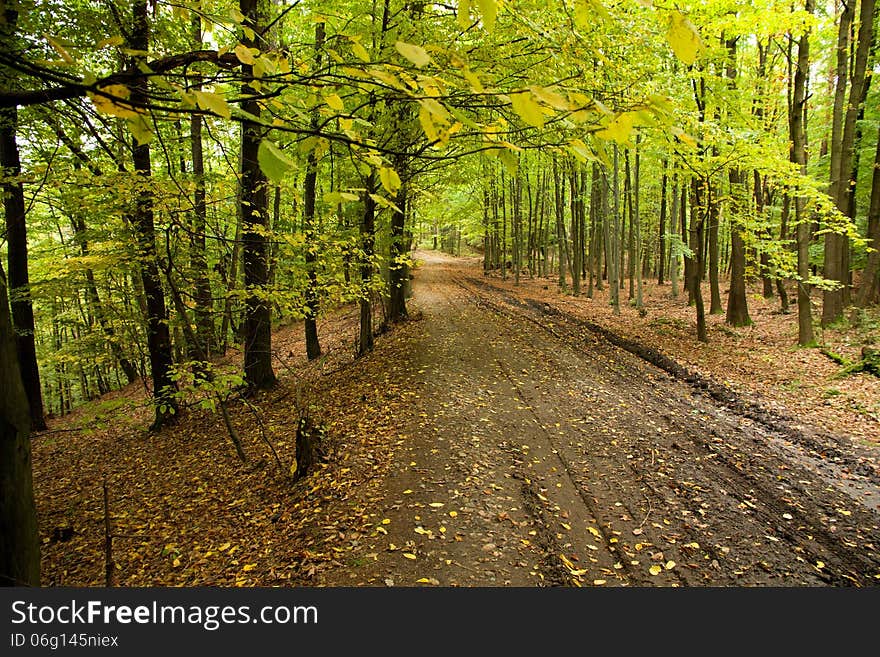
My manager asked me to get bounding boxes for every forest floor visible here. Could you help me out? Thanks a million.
[33,250,880,587]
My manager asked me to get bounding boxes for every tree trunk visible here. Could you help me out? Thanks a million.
[610,147,621,314]
[824,0,873,324]
[857,123,880,307]
[130,0,177,428]
[388,179,409,322]
[793,0,816,345]
[189,14,215,360]
[240,0,276,389]
[658,160,668,285]
[303,21,325,357]
[0,105,46,431]
[0,263,39,586]
[359,173,377,356]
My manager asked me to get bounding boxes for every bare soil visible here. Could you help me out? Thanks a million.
[318,252,880,586]
[34,251,880,587]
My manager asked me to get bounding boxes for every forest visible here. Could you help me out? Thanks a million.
[2,0,880,588]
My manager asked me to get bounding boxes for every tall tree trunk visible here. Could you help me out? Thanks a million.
[658,159,668,285]
[359,173,377,356]
[303,21,325,358]
[0,4,44,429]
[240,0,276,389]
[553,158,567,289]
[824,0,873,324]
[793,0,816,345]
[189,14,215,361]
[130,0,177,427]
[388,178,409,321]
[0,263,39,586]
[633,138,644,309]
[690,179,708,342]
[610,146,621,314]
[1,106,46,431]
[857,123,880,306]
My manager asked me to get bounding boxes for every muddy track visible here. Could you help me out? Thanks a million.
[464,275,880,486]
[319,255,880,587]
[453,272,880,586]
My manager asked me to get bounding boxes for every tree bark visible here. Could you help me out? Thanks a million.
[189,14,215,361]
[240,0,276,389]
[303,21,325,357]
[130,0,177,428]
[793,0,816,345]
[0,106,46,431]
[0,263,39,586]
[857,123,880,306]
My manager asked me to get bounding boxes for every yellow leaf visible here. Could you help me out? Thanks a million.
[379,166,402,195]
[376,526,387,535]
[403,552,417,560]
[96,36,124,49]
[529,85,570,111]
[509,89,544,128]
[458,0,472,30]
[381,518,391,525]
[193,90,231,120]
[448,511,458,518]
[462,67,484,93]
[593,579,607,585]
[88,84,138,119]
[476,0,497,33]
[649,565,662,576]
[596,112,638,146]
[234,43,257,65]
[44,34,74,64]
[428,502,444,508]
[242,563,257,571]
[218,542,231,552]
[394,41,431,68]
[588,526,601,538]
[666,10,702,66]
[324,93,344,111]
[351,40,370,62]
[561,522,571,531]
[172,558,181,567]
[816,561,825,569]
[665,560,676,570]
[403,489,413,494]
[419,106,439,142]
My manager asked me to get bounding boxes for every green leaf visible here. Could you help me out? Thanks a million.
[324,191,361,204]
[194,90,231,120]
[258,140,295,184]
[127,114,153,146]
[477,0,497,32]
[666,10,702,66]
[394,41,431,68]
[509,89,545,128]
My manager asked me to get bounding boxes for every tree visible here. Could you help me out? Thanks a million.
[0,262,39,587]
[240,0,276,389]
[1,2,45,430]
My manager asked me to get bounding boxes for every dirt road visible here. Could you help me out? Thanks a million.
[320,252,880,587]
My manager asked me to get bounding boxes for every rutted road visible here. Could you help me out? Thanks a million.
[320,252,880,587]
